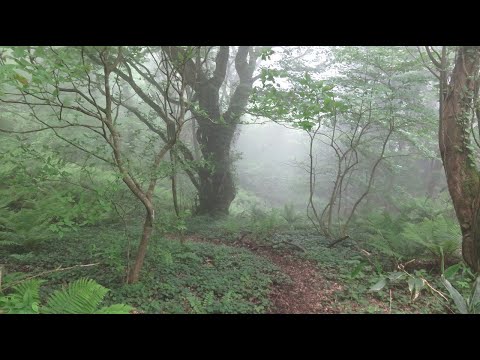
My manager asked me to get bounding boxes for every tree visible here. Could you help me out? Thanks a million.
[164,46,261,215]
[249,47,438,242]
[0,46,191,283]
[426,46,480,271]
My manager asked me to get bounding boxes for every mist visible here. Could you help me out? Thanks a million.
[0,46,475,314]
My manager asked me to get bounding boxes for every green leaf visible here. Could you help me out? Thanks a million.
[408,278,415,294]
[443,263,462,279]
[413,278,425,301]
[297,120,315,131]
[387,272,405,281]
[469,275,480,313]
[31,302,39,313]
[370,278,387,291]
[441,275,468,314]
[350,262,365,278]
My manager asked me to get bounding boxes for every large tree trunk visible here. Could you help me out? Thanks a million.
[196,122,236,215]
[439,46,480,271]
[162,46,260,215]
[190,46,259,215]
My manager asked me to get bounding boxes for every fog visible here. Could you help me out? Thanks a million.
[234,121,310,209]
[1,46,473,314]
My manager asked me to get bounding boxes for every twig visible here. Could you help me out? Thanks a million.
[1,263,100,291]
[389,289,392,314]
[397,264,452,310]
[421,277,449,302]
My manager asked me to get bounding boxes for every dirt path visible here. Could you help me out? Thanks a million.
[179,234,344,314]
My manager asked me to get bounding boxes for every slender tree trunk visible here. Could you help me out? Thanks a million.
[170,150,180,217]
[127,207,154,284]
[439,46,480,271]
[426,159,442,199]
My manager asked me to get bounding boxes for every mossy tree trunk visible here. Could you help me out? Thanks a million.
[164,46,259,216]
[439,46,480,271]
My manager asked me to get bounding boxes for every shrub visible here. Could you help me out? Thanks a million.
[281,203,302,227]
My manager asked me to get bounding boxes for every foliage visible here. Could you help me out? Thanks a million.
[0,137,117,249]
[281,203,302,227]
[229,189,267,216]
[0,224,287,314]
[248,207,285,242]
[0,277,132,314]
[441,274,480,314]
[370,270,430,302]
[0,279,43,314]
[402,215,460,263]
[250,71,342,130]
[354,197,461,268]
[155,209,190,235]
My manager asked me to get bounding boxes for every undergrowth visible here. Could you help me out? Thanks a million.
[0,223,287,314]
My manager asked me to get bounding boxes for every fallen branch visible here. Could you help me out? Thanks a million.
[255,240,306,252]
[278,240,306,252]
[328,235,350,248]
[1,263,100,292]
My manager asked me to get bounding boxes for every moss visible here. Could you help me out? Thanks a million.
[463,170,480,198]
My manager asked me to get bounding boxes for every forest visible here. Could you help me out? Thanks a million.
[0,46,479,314]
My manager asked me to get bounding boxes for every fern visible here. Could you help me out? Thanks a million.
[43,278,132,314]
[0,240,20,247]
[359,209,461,265]
[9,252,35,262]
[0,279,43,314]
[0,277,133,314]
[43,278,108,314]
[402,215,461,262]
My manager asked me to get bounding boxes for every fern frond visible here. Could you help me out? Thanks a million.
[13,279,43,304]
[43,278,109,314]
[0,279,43,314]
[0,240,20,247]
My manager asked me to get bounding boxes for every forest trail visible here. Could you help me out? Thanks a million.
[175,234,344,314]
[259,247,342,313]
